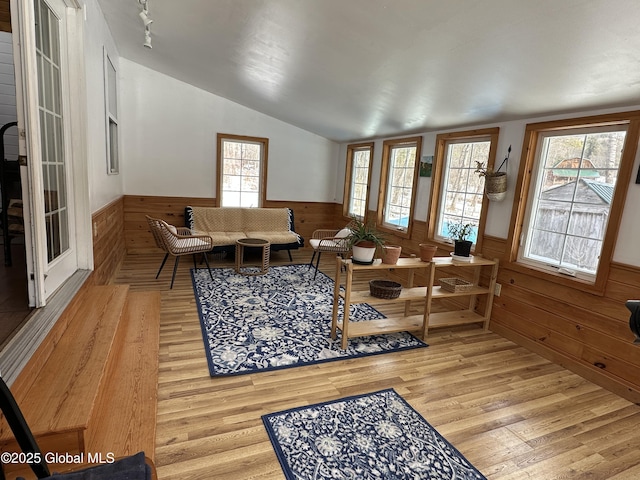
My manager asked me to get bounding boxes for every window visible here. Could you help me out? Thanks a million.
[104,49,118,174]
[216,134,268,207]
[508,112,640,291]
[428,129,499,251]
[343,142,373,220]
[376,137,422,236]
[521,126,625,279]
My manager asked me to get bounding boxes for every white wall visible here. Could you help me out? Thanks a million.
[83,0,124,212]
[336,105,640,266]
[120,60,339,202]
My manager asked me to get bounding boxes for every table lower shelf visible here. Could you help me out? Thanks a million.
[335,309,487,338]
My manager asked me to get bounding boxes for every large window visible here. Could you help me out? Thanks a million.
[376,137,422,236]
[508,112,640,291]
[216,134,268,207]
[521,127,625,279]
[104,48,118,174]
[428,129,499,251]
[343,142,373,220]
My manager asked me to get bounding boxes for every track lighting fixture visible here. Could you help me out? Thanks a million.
[139,10,153,27]
[138,0,152,49]
[144,31,152,49]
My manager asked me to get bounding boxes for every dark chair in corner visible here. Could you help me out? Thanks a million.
[0,376,157,479]
[146,215,214,288]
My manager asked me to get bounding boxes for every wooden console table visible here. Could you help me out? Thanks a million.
[330,255,499,350]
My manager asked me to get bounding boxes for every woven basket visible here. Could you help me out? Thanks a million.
[369,280,402,299]
[439,277,473,293]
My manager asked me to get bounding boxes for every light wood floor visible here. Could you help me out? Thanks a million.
[114,250,640,480]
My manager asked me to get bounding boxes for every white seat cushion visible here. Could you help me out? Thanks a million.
[309,238,346,250]
[335,227,352,238]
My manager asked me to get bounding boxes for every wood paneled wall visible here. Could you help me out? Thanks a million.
[123,195,340,254]
[0,0,10,33]
[343,208,640,401]
[107,195,640,400]
[482,235,640,402]
[91,197,125,285]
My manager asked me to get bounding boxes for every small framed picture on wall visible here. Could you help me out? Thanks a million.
[420,155,433,177]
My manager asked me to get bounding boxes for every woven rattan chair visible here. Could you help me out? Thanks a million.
[308,228,351,279]
[146,216,214,289]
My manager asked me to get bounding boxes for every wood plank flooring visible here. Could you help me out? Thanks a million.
[114,250,640,479]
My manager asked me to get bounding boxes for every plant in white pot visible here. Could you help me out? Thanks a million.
[346,217,386,265]
[448,221,475,257]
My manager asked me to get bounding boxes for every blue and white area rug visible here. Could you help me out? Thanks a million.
[192,264,427,376]
[262,388,486,480]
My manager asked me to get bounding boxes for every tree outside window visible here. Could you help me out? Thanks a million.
[428,128,499,252]
[216,134,268,207]
[521,127,626,278]
[507,111,640,292]
[377,137,422,237]
[343,143,373,220]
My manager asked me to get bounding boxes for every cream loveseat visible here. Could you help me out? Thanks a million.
[185,206,304,260]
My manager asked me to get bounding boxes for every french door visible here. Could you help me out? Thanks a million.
[13,0,83,305]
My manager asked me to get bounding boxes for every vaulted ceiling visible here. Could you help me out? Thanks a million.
[98,0,640,142]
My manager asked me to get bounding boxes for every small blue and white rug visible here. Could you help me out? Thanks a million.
[191,264,427,376]
[262,388,486,480]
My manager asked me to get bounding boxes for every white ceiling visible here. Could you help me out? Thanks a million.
[97,0,640,142]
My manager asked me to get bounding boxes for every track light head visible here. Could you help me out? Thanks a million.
[139,10,153,27]
[143,31,152,49]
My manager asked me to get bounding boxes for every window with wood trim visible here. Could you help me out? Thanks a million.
[428,129,499,252]
[104,48,119,174]
[343,142,373,220]
[216,134,268,207]
[507,113,640,291]
[376,136,422,236]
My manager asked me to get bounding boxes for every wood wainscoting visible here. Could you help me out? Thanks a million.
[339,209,640,401]
[123,195,341,254]
[91,196,126,285]
[482,236,640,403]
[0,0,10,33]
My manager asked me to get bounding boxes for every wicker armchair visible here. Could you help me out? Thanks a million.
[308,228,351,279]
[146,215,214,289]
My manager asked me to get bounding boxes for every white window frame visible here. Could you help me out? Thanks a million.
[427,128,499,253]
[216,133,268,208]
[434,138,493,246]
[103,47,118,175]
[506,111,640,294]
[377,136,422,237]
[518,124,627,282]
[343,142,373,221]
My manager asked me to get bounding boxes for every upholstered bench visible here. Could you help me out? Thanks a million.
[185,206,304,260]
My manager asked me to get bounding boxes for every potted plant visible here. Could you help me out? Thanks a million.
[475,145,510,201]
[346,217,386,265]
[448,221,475,257]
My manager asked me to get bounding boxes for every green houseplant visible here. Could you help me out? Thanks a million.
[346,217,386,264]
[448,221,475,257]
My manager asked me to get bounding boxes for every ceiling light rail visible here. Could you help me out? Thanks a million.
[138,0,153,49]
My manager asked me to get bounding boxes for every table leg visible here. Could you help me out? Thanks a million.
[331,256,341,340]
[341,263,353,350]
[235,243,242,273]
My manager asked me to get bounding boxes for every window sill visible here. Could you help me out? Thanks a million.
[502,260,606,296]
[378,224,411,240]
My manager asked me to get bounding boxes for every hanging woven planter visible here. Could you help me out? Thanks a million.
[484,172,507,201]
[476,145,511,202]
